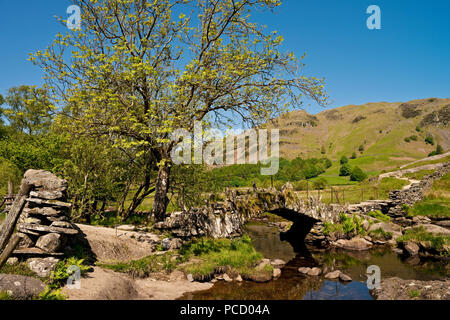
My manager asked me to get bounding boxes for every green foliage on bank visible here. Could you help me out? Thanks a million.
[207,157,332,188]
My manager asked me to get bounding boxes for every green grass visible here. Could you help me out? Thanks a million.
[100,251,181,278]
[406,173,450,218]
[368,210,391,222]
[397,226,450,252]
[0,262,43,279]
[369,228,393,241]
[0,291,13,300]
[408,290,421,298]
[323,213,366,237]
[180,236,268,281]
[402,169,435,180]
[407,201,450,219]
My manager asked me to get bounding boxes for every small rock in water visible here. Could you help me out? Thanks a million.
[325,270,341,279]
[223,273,232,282]
[273,268,281,278]
[403,241,420,256]
[235,275,243,282]
[339,273,352,282]
[270,259,286,267]
[298,267,311,274]
[307,267,321,276]
[187,274,194,282]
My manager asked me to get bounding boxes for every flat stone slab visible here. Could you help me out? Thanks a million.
[26,198,71,208]
[0,274,46,299]
[12,248,64,257]
[332,237,373,251]
[18,223,78,235]
[24,206,64,217]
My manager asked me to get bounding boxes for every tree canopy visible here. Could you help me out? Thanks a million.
[29,0,328,220]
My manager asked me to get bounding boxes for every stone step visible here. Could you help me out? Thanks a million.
[12,248,64,256]
[18,223,78,235]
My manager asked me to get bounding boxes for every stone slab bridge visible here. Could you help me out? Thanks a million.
[155,162,450,240]
[155,184,347,240]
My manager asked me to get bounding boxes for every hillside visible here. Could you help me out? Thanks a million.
[266,98,450,176]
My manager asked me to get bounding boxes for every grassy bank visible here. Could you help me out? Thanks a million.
[406,172,450,219]
[101,235,271,282]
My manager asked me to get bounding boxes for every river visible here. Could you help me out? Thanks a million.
[180,224,448,300]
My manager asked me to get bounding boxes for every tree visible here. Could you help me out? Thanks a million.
[31,0,327,221]
[339,163,351,176]
[3,85,54,136]
[350,166,367,182]
[340,156,348,165]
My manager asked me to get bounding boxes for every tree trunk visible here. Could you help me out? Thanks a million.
[152,162,171,222]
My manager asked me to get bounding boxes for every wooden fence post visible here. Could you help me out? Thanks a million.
[0,234,21,269]
[0,179,31,254]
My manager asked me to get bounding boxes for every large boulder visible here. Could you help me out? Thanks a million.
[369,222,402,234]
[332,237,373,251]
[35,233,63,252]
[414,224,450,236]
[24,170,68,194]
[0,274,46,299]
[27,257,59,278]
[403,241,420,256]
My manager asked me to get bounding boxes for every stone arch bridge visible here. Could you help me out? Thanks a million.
[155,184,347,240]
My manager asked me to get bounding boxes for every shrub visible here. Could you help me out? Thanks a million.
[340,156,348,165]
[313,177,328,190]
[410,135,418,141]
[416,126,421,132]
[404,137,410,143]
[351,152,357,159]
[425,135,434,145]
[369,228,393,241]
[339,164,352,176]
[359,145,364,152]
[368,210,391,222]
[350,166,367,182]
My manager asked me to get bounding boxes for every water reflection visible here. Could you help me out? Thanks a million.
[179,224,448,300]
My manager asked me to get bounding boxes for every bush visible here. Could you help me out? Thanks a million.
[410,135,418,141]
[404,137,411,143]
[339,164,352,176]
[358,145,364,152]
[350,166,367,182]
[313,177,328,190]
[340,156,348,165]
[416,126,421,132]
[368,210,391,222]
[350,152,357,159]
[425,135,434,145]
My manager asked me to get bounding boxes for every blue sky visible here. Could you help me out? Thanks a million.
[0,0,449,114]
